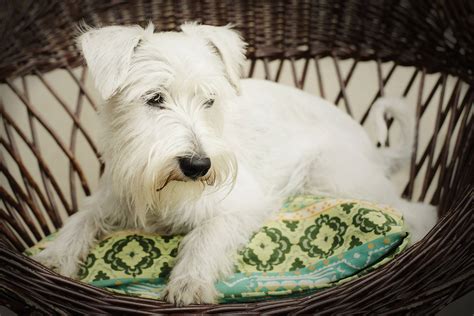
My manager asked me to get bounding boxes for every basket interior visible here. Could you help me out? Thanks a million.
[0,1,473,314]
[1,56,471,251]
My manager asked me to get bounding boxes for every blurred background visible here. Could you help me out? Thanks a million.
[1,0,472,314]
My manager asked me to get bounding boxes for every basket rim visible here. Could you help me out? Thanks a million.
[1,186,473,314]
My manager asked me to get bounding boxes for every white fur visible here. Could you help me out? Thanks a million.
[371,97,416,174]
[34,23,437,306]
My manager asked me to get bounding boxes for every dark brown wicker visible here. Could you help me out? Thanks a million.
[1,0,473,314]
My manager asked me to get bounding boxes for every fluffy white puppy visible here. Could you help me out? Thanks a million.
[34,22,437,305]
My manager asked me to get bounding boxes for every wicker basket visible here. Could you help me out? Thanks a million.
[1,0,473,314]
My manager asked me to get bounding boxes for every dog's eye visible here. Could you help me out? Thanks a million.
[147,93,166,109]
[204,99,215,108]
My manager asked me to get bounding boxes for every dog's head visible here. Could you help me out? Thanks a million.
[78,22,245,211]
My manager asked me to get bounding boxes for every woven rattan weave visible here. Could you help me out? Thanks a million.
[1,0,473,314]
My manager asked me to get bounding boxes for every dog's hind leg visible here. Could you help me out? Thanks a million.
[288,149,437,245]
[393,199,438,244]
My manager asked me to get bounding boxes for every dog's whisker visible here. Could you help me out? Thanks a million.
[156,172,176,192]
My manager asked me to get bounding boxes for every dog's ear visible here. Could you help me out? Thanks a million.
[181,23,247,94]
[77,23,153,100]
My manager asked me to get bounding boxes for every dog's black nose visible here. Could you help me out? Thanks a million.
[178,156,211,179]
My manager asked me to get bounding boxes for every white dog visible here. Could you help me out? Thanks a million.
[34,22,437,306]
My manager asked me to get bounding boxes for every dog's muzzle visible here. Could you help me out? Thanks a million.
[178,156,211,180]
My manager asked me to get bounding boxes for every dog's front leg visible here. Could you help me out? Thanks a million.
[33,207,101,277]
[164,211,263,306]
[33,188,122,277]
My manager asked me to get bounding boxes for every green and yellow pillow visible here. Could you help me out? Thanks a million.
[27,195,409,303]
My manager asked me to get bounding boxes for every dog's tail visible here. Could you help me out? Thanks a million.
[371,97,415,174]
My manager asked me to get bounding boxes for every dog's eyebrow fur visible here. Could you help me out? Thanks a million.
[195,82,218,98]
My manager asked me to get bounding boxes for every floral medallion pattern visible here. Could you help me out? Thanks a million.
[299,215,348,257]
[290,257,305,271]
[26,196,408,303]
[242,227,291,271]
[77,253,96,279]
[349,235,363,249]
[353,208,397,235]
[104,235,161,276]
[283,220,299,232]
[93,271,110,281]
[341,202,355,214]
[158,262,172,278]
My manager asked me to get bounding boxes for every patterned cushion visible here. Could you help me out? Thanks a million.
[26,195,409,303]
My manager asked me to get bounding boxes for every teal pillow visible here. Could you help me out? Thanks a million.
[27,195,409,303]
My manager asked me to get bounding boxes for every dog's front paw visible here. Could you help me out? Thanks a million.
[32,247,80,278]
[163,276,218,306]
